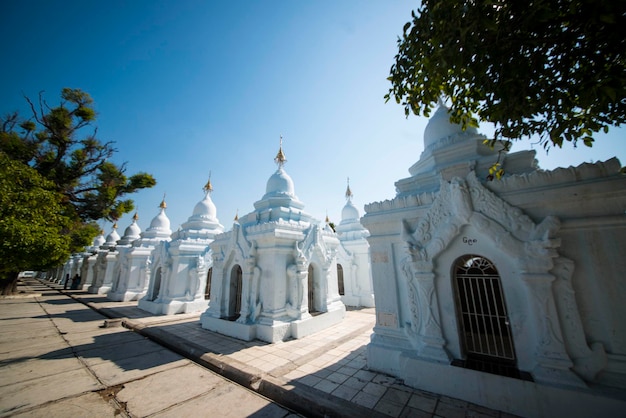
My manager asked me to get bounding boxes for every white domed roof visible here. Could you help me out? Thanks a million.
[149,208,171,231]
[192,193,217,220]
[93,232,106,247]
[424,104,478,150]
[342,200,360,221]
[265,168,295,197]
[105,227,120,245]
[141,199,173,241]
[118,215,142,245]
[124,221,141,239]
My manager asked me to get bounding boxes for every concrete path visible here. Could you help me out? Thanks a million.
[0,279,300,417]
[1,279,518,417]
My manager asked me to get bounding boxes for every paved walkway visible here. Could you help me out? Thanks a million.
[1,279,518,417]
[0,279,300,418]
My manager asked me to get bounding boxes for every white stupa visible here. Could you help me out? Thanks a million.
[87,223,120,294]
[77,230,106,290]
[103,197,172,304]
[335,179,374,307]
[201,138,345,342]
[108,212,153,301]
[362,101,626,416]
[139,178,224,314]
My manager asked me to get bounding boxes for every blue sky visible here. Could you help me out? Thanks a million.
[2,1,624,237]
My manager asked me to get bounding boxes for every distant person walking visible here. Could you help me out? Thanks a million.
[71,274,81,290]
[63,273,70,290]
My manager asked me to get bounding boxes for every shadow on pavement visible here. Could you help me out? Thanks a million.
[2,330,182,373]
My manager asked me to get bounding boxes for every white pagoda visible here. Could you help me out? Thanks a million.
[108,212,152,302]
[78,231,105,290]
[335,180,374,308]
[201,139,345,342]
[138,179,223,314]
[87,223,120,294]
[361,103,626,417]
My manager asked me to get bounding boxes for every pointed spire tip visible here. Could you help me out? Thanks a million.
[345,177,353,200]
[204,171,213,193]
[160,193,167,209]
[274,134,287,167]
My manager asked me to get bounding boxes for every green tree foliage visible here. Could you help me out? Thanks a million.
[0,88,156,291]
[0,153,88,294]
[386,0,626,151]
[1,88,156,221]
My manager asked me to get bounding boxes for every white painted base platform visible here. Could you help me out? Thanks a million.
[200,305,346,343]
[341,295,375,308]
[138,298,209,315]
[367,342,626,418]
[107,290,146,302]
[87,285,111,295]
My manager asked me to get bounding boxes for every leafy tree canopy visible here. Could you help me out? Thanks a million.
[387,0,626,151]
[0,88,156,289]
[0,152,97,293]
[1,88,156,222]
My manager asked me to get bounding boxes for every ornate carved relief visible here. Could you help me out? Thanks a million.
[398,171,596,384]
[552,257,607,381]
[486,157,622,192]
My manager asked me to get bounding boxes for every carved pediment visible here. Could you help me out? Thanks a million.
[402,171,561,271]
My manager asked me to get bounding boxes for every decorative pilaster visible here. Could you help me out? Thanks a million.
[408,266,450,363]
[522,273,586,387]
[206,255,224,318]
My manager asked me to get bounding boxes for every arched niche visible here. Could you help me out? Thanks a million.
[227,264,242,320]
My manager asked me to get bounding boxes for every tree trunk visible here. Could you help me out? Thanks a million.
[0,272,19,295]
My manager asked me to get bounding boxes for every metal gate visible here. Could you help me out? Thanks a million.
[228,265,242,320]
[453,255,516,364]
[204,267,213,300]
[308,265,319,314]
[337,264,345,296]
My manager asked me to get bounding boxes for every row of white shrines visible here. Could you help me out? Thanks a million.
[46,104,626,417]
[50,143,373,343]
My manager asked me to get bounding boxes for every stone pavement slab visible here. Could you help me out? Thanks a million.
[0,367,104,415]
[88,349,190,387]
[115,362,235,416]
[9,392,120,418]
[0,279,299,417]
[0,354,84,387]
[150,381,300,418]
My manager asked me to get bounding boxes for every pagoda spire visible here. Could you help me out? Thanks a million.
[345,177,353,201]
[159,193,167,209]
[274,135,287,168]
[203,171,213,194]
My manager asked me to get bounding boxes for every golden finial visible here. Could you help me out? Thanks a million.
[274,135,287,168]
[345,177,353,201]
[160,193,167,209]
[234,209,239,222]
[204,171,213,194]
[113,222,118,229]
[325,211,330,223]
[133,212,139,221]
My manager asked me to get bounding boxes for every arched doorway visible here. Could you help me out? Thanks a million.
[453,255,519,378]
[228,265,242,320]
[150,267,162,301]
[337,264,345,296]
[308,264,319,314]
[204,267,213,300]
